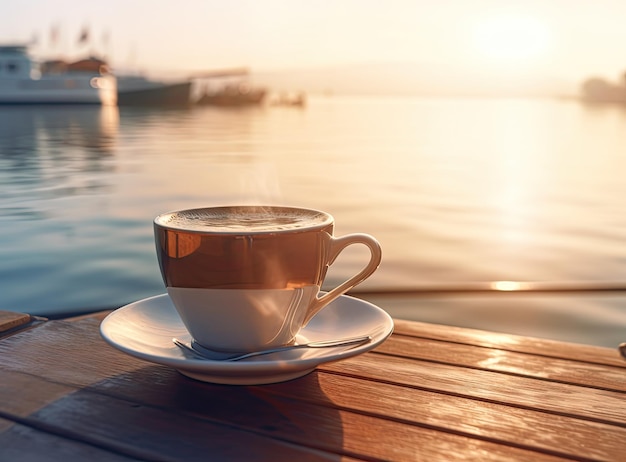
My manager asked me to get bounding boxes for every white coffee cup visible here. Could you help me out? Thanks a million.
[154,205,382,352]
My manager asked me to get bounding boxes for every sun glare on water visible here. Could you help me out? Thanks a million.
[473,14,552,63]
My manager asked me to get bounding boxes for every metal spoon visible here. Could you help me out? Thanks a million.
[173,335,372,362]
[619,343,626,360]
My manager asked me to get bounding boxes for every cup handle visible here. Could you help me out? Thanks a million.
[302,233,382,325]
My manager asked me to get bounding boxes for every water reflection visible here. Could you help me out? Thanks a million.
[0,97,625,346]
[0,106,119,220]
[0,105,118,155]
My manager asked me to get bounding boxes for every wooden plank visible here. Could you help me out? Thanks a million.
[392,319,624,367]
[0,318,568,461]
[61,350,626,462]
[0,311,32,333]
[0,318,147,388]
[8,376,567,462]
[88,366,573,461]
[0,368,349,460]
[63,310,114,322]
[267,371,626,461]
[0,320,624,459]
[375,335,626,391]
[321,353,626,425]
[23,389,344,462]
[85,355,617,462]
[0,416,13,433]
[0,423,139,461]
[0,370,75,417]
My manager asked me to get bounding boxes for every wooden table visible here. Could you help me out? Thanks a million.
[1,309,625,461]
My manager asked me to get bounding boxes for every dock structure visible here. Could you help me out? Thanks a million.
[1,308,625,460]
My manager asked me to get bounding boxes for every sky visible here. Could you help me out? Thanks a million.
[2,0,626,95]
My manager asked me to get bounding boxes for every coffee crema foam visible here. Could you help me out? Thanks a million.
[156,206,331,233]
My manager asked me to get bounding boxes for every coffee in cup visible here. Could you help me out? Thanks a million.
[154,205,382,352]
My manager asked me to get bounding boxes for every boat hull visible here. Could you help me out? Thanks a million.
[196,88,266,107]
[0,74,117,105]
[117,82,192,107]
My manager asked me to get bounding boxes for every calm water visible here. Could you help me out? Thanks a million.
[1,96,625,346]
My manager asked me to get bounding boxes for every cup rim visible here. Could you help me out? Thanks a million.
[153,205,334,235]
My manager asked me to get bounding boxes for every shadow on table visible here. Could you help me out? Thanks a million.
[11,364,345,460]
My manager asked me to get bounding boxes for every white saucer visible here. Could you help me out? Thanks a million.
[100,293,394,385]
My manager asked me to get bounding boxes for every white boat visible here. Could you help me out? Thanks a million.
[0,44,117,105]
